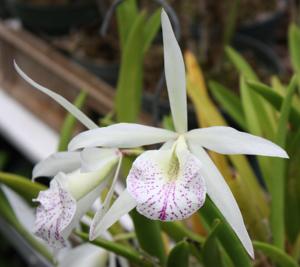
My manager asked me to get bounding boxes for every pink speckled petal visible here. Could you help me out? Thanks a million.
[33,178,76,249]
[127,139,206,221]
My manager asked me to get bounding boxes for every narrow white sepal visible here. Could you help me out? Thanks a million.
[69,123,177,151]
[186,126,288,158]
[14,61,98,130]
[89,189,137,240]
[189,142,254,258]
[161,9,187,134]
[33,152,81,180]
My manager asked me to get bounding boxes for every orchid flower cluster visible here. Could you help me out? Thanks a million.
[14,10,288,258]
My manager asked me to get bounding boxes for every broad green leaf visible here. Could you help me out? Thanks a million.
[131,209,166,265]
[202,219,225,267]
[76,231,153,267]
[143,8,161,53]
[117,0,138,50]
[116,12,146,122]
[253,241,298,267]
[199,198,252,267]
[270,76,298,249]
[0,172,46,202]
[58,91,87,151]
[247,80,300,126]
[167,241,189,267]
[208,80,246,129]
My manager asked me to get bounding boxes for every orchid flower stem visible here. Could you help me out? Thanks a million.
[130,209,167,265]
[199,198,252,267]
[76,231,153,267]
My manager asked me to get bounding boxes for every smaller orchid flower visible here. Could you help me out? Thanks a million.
[66,10,288,258]
[32,147,121,249]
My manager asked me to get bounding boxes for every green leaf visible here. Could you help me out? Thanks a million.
[199,198,252,267]
[143,8,161,53]
[226,46,277,139]
[240,77,272,190]
[208,80,246,129]
[246,80,300,126]
[130,209,166,265]
[286,128,300,243]
[116,0,138,50]
[0,172,46,202]
[76,231,153,267]
[225,46,258,80]
[161,221,204,244]
[167,241,189,267]
[202,219,225,267]
[116,12,146,122]
[270,76,298,249]
[58,91,87,151]
[253,241,299,267]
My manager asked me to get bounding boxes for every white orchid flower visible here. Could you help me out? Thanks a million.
[32,147,121,249]
[13,9,288,258]
[66,10,288,258]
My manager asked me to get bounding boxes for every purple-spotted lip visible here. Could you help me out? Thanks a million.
[127,147,206,221]
[33,179,76,248]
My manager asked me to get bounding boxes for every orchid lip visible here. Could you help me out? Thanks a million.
[127,137,206,221]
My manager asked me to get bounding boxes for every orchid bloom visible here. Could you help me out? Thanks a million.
[32,148,121,249]
[14,9,288,258]
[66,10,288,257]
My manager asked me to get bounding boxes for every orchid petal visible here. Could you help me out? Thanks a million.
[189,142,254,258]
[62,178,108,241]
[33,152,81,180]
[186,126,288,158]
[161,9,187,133]
[58,244,108,267]
[80,148,120,172]
[89,189,137,240]
[69,123,177,151]
[127,137,206,221]
[14,62,98,130]
[33,178,76,248]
